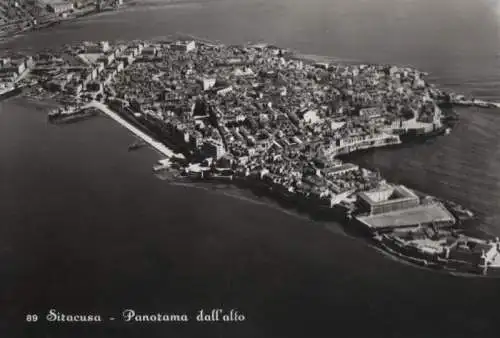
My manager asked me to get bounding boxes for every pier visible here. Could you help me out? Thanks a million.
[451,98,500,109]
[82,101,176,158]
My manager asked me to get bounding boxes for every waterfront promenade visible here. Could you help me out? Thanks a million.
[82,101,175,158]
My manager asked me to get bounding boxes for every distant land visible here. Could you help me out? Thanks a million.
[0,0,127,41]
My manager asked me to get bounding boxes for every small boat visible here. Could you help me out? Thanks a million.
[153,159,171,172]
[128,140,146,151]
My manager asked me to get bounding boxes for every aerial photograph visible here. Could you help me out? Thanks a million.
[1,0,500,337]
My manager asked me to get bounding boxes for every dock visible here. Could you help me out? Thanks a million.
[82,101,176,158]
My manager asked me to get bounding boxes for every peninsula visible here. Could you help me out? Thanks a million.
[4,37,500,276]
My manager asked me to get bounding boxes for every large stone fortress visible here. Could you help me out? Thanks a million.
[355,183,454,232]
[358,184,420,216]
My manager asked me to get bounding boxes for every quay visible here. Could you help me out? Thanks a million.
[82,101,177,159]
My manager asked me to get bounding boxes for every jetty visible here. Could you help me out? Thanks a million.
[450,97,500,109]
[83,101,176,158]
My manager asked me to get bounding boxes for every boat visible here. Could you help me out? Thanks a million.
[0,86,22,101]
[128,140,146,151]
[210,173,234,181]
[153,164,169,172]
[443,201,475,221]
[48,106,98,124]
[153,159,171,172]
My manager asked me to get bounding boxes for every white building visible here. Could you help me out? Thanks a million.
[202,77,216,91]
[100,41,110,53]
[171,40,196,53]
[0,60,25,75]
[97,53,115,66]
[216,85,233,96]
[142,46,157,56]
[202,138,226,160]
[0,58,10,67]
[303,110,321,124]
[233,67,255,77]
[46,2,74,14]
[115,61,124,72]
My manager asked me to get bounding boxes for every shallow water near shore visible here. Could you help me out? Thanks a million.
[2,0,500,337]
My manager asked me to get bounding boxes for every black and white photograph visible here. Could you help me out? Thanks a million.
[1,0,500,337]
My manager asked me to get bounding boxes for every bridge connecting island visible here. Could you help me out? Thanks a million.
[5,38,500,276]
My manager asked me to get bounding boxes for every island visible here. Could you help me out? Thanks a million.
[3,37,500,276]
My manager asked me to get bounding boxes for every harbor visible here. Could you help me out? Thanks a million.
[82,100,181,160]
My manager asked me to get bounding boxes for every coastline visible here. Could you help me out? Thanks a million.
[122,97,496,277]
[4,3,500,336]
[119,121,483,278]
[154,173,500,279]
[20,35,500,277]
[9,92,500,281]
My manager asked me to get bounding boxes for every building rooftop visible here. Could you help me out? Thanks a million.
[356,203,455,229]
[359,184,418,205]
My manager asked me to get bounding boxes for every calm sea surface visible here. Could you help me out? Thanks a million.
[2,0,500,337]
